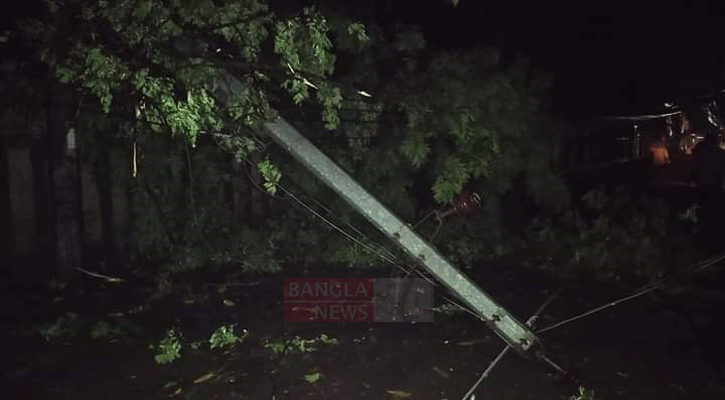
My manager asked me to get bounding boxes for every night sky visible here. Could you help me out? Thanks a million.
[379,0,725,115]
[4,0,725,116]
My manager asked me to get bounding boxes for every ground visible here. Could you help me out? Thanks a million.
[2,264,725,400]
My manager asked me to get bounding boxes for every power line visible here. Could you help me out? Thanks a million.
[536,250,725,334]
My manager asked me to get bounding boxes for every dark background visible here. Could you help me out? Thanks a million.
[4,0,725,114]
[369,0,725,115]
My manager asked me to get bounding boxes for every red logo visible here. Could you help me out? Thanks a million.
[284,278,374,322]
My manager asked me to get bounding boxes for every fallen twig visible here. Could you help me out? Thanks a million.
[76,267,126,283]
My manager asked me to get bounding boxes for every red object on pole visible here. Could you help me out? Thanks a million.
[453,190,481,213]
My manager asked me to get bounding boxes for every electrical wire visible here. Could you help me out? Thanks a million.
[536,250,725,334]
[221,139,725,338]
[228,145,535,324]
[461,287,563,400]
[271,178,483,319]
[226,142,438,283]
[274,161,725,364]
[276,184,400,267]
[238,135,725,398]
[302,193,399,262]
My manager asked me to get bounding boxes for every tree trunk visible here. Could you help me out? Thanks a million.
[0,140,10,262]
[54,160,83,277]
[47,83,83,279]
[92,143,114,252]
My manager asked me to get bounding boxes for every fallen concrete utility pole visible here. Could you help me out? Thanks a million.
[196,49,542,355]
[260,118,540,355]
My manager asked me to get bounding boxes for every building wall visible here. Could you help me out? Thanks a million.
[7,145,35,259]
[81,166,103,245]
[2,130,130,274]
[111,182,129,251]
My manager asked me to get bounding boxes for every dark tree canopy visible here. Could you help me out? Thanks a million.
[2,0,578,272]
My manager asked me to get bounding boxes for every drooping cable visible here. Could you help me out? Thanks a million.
[536,250,725,334]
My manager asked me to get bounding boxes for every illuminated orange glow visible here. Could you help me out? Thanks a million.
[649,141,670,165]
[679,134,700,155]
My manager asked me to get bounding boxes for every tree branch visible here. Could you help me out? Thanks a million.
[205,12,271,33]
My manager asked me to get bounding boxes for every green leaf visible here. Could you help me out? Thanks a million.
[258,158,282,195]
[400,135,430,168]
[346,22,369,43]
[432,156,470,204]
[304,372,322,384]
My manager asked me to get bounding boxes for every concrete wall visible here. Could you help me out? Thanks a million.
[81,165,103,245]
[3,137,130,270]
[7,146,35,259]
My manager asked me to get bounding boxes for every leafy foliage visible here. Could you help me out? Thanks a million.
[257,157,282,194]
[569,386,596,400]
[16,0,572,273]
[152,328,183,365]
[304,371,323,384]
[264,333,338,356]
[90,317,142,342]
[209,324,247,349]
[25,0,368,155]
[125,133,282,272]
[521,187,703,281]
[33,312,83,342]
